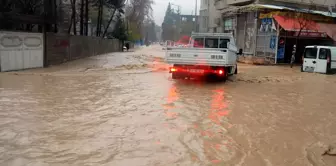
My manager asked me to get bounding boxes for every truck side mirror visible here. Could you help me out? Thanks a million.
[238,49,243,55]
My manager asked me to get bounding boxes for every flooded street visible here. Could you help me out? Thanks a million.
[1,45,336,166]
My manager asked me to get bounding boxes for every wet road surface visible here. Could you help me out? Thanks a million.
[1,45,336,166]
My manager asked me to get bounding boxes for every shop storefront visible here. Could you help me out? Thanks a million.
[273,15,334,64]
[229,4,336,65]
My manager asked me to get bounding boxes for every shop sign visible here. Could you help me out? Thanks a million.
[292,31,328,37]
[277,37,285,59]
[260,18,275,32]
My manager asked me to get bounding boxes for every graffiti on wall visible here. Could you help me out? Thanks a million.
[245,27,255,50]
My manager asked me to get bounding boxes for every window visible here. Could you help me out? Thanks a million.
[304,48,318,59]
[204,38,219,48]
[193,37,230,48]
[219,39,230,48]
[193,38,204,48]
[318,48,330,60]
[224,18,233,31]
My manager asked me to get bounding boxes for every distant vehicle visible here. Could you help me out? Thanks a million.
[302,46,336,74]
[165,32,242,80]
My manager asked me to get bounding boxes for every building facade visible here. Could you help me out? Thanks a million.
[199,0,223,33]
[212,0,336,64]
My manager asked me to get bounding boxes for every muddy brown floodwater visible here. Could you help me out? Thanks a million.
[1,45,336,166]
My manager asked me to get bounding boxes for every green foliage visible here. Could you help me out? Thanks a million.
[111,18,128,41]
[163,3,174,25]
[127,22,141,41]
[162,3,180,41]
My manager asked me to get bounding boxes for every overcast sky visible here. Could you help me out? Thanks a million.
[153,0,201,25]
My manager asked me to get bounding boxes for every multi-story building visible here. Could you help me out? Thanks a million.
[213,0,336,64]
[199,0,222,33]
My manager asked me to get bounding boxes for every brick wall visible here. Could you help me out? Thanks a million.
[46,33,121,66]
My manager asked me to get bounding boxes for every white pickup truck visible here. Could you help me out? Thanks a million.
[165,33,242,80]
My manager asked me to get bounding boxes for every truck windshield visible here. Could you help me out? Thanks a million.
[304,48,317,59]
[192,37,230,48]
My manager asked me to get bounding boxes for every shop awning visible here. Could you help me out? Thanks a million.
[273,15,320,32]
[317,23,336,41]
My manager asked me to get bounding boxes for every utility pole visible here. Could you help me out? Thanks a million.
[194,0,198,32]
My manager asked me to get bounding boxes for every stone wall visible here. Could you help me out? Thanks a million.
[46,33,121,66]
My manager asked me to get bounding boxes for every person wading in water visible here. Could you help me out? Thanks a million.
[125,42,130,51]
[290,44,296,68]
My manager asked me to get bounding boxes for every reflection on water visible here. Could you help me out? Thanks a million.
[209,89,230,125]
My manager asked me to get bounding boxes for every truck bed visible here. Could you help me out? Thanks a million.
[165,47,237,67]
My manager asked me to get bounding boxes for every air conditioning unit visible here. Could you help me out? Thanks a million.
[215,18,221,25]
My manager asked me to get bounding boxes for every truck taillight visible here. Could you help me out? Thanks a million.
[170,67,177,73]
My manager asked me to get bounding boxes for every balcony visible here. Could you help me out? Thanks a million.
[226,0,254,6]
[214,0,228,10]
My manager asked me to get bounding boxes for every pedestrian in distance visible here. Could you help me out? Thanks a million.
[125,42,130,52]
[290,44,296,68]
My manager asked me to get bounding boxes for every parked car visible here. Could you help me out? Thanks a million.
[302,45,336,74]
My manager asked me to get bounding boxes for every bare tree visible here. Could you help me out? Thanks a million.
[125,0,154,39]
[68,0,77,34]
[80,0,84,35]
[101,0,126,38]
[85,0,89,35]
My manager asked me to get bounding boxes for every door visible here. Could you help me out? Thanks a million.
[0,31,43,72]
[302,47,318,72]
[315,48,329,73]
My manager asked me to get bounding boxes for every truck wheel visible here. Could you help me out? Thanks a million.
[172,73,180,79]
[218,69,228,82]
[234,65,238,74]
[221,75,228,82]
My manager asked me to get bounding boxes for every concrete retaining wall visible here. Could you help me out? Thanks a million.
[238,55,275,65]
[46,33,122,66]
